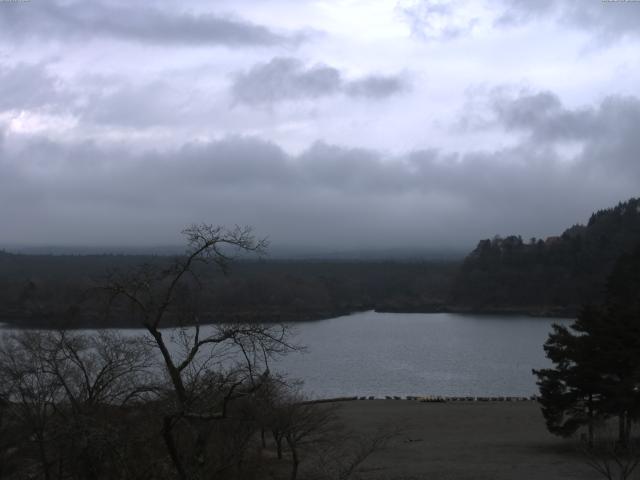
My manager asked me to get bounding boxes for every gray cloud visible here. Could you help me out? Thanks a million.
[493,0,556,25]
[231,57,406,105]
[0,59,405,133]
[0,63,69,111]
[1,1,637,252]
[345,75,407,99]
[231,58,342,105]
[0,1,298,47]
[496,0,640,42]
[0,64,194,128]
[2,92,639,248]
[490,90,639,150]
[455,88,640,193]
[80,80,190,127]
[490,90,595,141]
[399,0,640,43]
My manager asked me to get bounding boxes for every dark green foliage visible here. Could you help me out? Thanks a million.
[0,256,458,328]
[453,198,640,314]
[534,245,640,446]
[534,306,604,442]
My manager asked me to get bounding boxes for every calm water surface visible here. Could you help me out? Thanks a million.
[0,311,571,398]
[274,311,571,398]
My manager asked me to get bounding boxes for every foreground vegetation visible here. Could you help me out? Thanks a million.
[0,225,389,480]
[0,328,393,480]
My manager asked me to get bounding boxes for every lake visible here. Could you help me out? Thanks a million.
[273,311,571,398]
[0,311,571,399]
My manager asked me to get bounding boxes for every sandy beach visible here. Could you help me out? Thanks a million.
[334,400,600,480]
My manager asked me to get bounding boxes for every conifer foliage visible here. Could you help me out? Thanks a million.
[534,245,640,447]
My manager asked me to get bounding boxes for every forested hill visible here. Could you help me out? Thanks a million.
[0,253,457,328]
[451,197,640,315]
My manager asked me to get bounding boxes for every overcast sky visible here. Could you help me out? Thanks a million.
[1,0,639,251]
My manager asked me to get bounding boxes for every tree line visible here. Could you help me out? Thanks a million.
[453,197,640,315]
[0,251,457,329]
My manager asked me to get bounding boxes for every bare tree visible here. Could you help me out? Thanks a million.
[0,332,65,480]
[309,424,396,480]
[256,381,395,480]
[0,357,21,479]
[283,400,338,480]
[103,224,298,480]
[0,329,160,480]
[581,432,640,480]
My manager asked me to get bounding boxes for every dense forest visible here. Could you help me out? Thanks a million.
[452,197,640,316]
[2,197,639,327]
[0,253,457,328]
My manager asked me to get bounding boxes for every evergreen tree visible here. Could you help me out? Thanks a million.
[455,197,640,311]
[534,306,605,446]
[534,245,640,446]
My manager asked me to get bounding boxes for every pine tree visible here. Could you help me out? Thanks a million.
[534,306,605,446]
[534,245,640,446]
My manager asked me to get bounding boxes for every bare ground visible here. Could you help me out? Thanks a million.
[332,400,600,480]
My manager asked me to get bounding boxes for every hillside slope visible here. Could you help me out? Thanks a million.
[451,198,640,315]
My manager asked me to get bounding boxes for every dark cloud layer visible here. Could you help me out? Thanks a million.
[0,1,297,47]
[231,57,406,105]
[1,1,638,250]
[491,90,597,140]
[491,90,640,167]
[1,92,638,248]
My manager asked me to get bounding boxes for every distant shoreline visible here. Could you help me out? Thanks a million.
[0,305,575,330]
[304,396,539,404]
[375,304,577,319]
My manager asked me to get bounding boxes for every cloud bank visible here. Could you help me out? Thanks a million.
[1,91,638,248]
[1,0,639,250]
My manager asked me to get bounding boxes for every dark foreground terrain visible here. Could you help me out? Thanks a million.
[333,400,598,480]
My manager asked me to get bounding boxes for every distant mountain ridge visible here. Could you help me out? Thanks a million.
[451,197,640,315]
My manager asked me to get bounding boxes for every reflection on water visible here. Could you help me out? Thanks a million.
[0,311,571,398]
